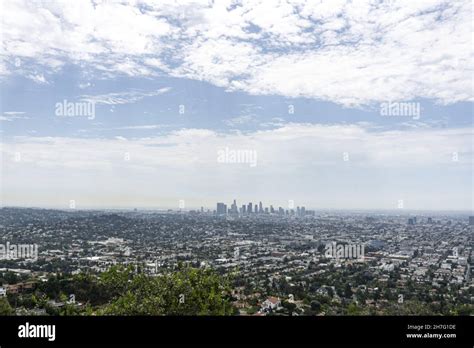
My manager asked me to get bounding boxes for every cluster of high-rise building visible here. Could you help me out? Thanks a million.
[216,199,315,217]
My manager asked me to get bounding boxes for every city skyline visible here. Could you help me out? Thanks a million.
[216,199,313,216]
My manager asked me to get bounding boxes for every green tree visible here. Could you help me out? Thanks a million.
[101,266,235,315]
[0,297,14,315]
[347,302,361,315]
[281,300,297,315]
[310,300,321,312]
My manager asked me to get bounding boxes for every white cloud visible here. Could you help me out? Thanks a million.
[78,82,92,89]
[80,88,170,105]
[27,73,48,84]
[224,115,255,127]
[2,123,471,209]
[3,123,472,169]
[0,111,28,122]
[0,0,471,105]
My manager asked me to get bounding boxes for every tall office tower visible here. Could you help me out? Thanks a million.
[259,201,263,213]
[229,199,235,214]
[255,204,258,213]
[297,206,301,216]
[427,217,433,224]
[200,207,204,213]
[469,216,474,225]
[232,199,237,213]
[265,207,269,214]
[279,207,284,215]
[301,206,306,216]
[270,205,274,214]
[248,202,253,214]
[242,205,246,214]
[408,218,415,225]
[217,202,226,215]
[413,216,417,224]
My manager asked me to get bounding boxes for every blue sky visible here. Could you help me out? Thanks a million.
[0,0,472,211]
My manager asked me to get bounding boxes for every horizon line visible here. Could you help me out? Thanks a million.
[1,205,473,215]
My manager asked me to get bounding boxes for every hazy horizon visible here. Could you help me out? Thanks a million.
[1,203,472,215]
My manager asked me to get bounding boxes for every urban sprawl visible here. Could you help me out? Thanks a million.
[0,202,472,316]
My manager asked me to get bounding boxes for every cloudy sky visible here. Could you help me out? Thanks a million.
[0,0,472,211]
